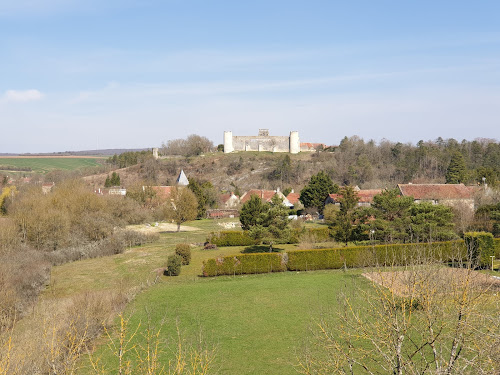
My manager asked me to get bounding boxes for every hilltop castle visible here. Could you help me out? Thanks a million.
[223,129,300,154]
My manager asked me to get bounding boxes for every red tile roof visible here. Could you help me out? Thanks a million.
[286,192,301,205]
[327,189,382,204]
[240,189,277,203]
[397,184,474,200]
[151,186,173,200]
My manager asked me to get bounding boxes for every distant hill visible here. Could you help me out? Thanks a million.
[0,148,151,157]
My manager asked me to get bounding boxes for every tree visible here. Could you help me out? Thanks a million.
[162,134,213,157]
[239,195,270,231]
[328,186,360,245]
[268,155,292,185]
[188,178,218,219]
[370,189,413,243]
[299,250,500,374]
[300,171,338,214]
[445,151,467,184]
[162,187,198,232]
[409,202,456,242]
[239,194,290,251]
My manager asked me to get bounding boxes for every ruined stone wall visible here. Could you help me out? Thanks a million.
[232,136,290,152]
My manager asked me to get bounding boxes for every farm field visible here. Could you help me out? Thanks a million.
[0,156,106,173]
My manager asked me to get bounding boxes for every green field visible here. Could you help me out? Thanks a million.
[32,219,499,374]
[0,157,105,173]
[84,270,363,375]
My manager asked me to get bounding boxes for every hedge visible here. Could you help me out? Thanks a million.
[201,240,470,277]
[202,253,286,276]
[464,232,495,268]
[286,241,467,271]
[207,231,257,247]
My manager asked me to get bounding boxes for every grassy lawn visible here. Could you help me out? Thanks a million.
[81,270,365,375]
[0,157,105,173]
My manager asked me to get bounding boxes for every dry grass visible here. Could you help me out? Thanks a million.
[363,266,500,297]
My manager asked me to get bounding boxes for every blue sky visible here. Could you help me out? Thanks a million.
[1,1,499,153]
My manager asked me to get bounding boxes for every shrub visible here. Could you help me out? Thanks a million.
[166,254,182,276]
[202,253,286,277]
[464,232,495,268]
[175,243,191,265]
[207,231,257,247]
[305,227,331,242]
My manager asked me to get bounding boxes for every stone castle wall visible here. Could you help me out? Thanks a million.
[224,130,300,154]
[232,136,290,152]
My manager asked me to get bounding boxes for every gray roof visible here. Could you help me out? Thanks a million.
[176,169,189,186]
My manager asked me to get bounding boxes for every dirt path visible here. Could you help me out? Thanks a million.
[125,222,199,233]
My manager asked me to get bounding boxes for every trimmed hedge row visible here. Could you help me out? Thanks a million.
[207,231,257,247]
[202,240,470,276]
[286,241,466,271]
[209,227,332,247]
[202,253,286,276]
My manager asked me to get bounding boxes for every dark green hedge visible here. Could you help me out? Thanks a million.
[464,232,495,268]
[202,253,286,276]
[207,231,257,247]
[494,238,500,258]
[201,240,473,277]
[286,241,466,271]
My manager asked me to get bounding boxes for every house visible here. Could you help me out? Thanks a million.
[94,187,127,196]
[42,182,55,194]
[286,192,301,206]
[219,192,240,208]
[397,183,475,210]
[206,209,240,219]
[300,142,327,152]
[325,188,382,207]
[239,188,293,207]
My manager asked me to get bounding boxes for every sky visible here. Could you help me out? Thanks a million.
[1,0,500,153]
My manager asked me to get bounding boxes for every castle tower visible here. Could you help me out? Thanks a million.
[223,131,234,153]
[152,147,159,159]
[289,131,300,154]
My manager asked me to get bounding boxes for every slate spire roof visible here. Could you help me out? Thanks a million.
[176,169,189,186]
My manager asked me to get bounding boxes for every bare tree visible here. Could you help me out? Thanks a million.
[162,187,198,232]
[299,247,500,375]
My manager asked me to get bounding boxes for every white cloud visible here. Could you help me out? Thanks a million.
[4,89,44,102]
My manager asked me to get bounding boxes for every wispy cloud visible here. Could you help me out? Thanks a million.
[4,89,44,101]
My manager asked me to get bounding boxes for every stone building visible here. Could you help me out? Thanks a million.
[223,129,300,154]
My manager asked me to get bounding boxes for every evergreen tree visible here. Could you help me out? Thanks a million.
[371,189,413,243]
[110,172,120,186]
[239,195,270,231]
[104,175,111,188]
[300,171,338,213]
[244,195,291,251]
[409,202,456,242]
[329,186,360,246]
[445,152,466,184]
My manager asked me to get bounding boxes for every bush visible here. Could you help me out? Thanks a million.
[305,227,331,242]
[207,231,257,247]
[175,243,191,265]
[464,232,495,268]
[202,253,286,277]
[166,254,182,276]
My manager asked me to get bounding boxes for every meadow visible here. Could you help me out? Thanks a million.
[0,156,105,173]
[8,218,498,374]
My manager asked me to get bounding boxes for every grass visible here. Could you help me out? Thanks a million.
[81,270,365,375]
[0,157,105,173]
